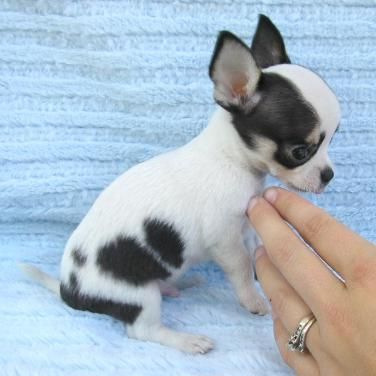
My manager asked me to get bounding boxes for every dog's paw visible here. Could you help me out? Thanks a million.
[179,334,214,354]
[242,292,270,316]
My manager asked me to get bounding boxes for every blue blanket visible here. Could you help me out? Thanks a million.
[1,1,375,375]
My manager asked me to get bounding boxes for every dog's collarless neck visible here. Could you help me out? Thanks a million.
[193,107,267,178]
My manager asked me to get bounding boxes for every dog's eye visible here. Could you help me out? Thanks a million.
[291,145,311,161]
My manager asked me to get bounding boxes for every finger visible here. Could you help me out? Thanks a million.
[263,187,374,280]
[248,197,344,313]
[273,318,320,376]
[255,246,320,357]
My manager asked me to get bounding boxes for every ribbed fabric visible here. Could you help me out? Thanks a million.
[1,1,375,375]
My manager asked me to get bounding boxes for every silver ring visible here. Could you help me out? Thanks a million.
[288,314,316,353]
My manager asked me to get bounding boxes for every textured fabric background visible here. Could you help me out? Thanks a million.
[1,1,375,375]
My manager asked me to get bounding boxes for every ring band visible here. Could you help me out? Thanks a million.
[288,314,317,353]
[297,317,316,352]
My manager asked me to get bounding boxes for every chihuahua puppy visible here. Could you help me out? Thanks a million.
[22,15,340,354]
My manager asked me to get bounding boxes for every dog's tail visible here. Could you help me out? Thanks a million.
[19,263,60,297]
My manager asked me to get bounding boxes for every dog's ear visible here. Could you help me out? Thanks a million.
[250,14,290,68]
[209,31,261,112]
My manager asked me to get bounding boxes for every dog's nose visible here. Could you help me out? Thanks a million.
[320,167,334,184]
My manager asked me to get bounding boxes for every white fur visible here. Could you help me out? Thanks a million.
[23,62,340,354]
[19,263,60,296]
[263,64,341,192]
[39,107,265,354]
[25,61,340,352]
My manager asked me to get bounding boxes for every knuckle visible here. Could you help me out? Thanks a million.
[351,256,376,288]
[274,241,296,266]
[272,288,290,316]
[303,212,332,240]
[321,301,351,336]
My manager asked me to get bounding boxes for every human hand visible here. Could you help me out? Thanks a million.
[247,187,376,376]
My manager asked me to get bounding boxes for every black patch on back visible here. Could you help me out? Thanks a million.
[96,236,171,285]
[144,218,184,268]
[72,248,87,267]
[231,72,319,169]
[60,283,142,325]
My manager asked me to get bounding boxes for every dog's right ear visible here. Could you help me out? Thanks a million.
[209,31,261,112]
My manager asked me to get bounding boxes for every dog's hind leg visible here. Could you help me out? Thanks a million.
[127,282,214,354]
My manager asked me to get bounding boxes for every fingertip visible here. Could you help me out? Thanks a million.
[247,196,276,223]
[247,196,260,214]
[264,187,278,204]
[264,186,292,204]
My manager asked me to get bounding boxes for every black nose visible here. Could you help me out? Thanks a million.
[321,167,334,184]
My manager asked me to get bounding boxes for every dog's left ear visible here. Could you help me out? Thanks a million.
[250,14,290,68]
[209,31,261,112]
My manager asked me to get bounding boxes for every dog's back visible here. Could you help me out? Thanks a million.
[61,123,259,294]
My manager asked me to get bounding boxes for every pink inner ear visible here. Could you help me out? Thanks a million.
[230,71,249,97]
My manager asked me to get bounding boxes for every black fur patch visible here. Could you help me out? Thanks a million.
[144,218,184,268]
[96,236,171,285]
[275,131,326,169]
[231,72,319,169]
[72,248,87,267]
[69,272,78,290]
[250,14,290,68]
[60,283,142,324]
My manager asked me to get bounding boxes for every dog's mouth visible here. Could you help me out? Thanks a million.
[285,182,325,194]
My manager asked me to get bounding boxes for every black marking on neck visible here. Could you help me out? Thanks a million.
[96,236,171,285]
[144,218,184,268]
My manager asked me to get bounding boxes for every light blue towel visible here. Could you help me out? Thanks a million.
[1,1,375,375]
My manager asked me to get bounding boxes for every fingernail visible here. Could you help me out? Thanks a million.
[255,246,265,260]
[248,196,259,212]
[264,188,278,204]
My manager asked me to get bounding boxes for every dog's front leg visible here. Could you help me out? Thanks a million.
[212,237,269,315]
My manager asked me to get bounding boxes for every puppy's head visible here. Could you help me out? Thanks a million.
[209,15,341,193]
